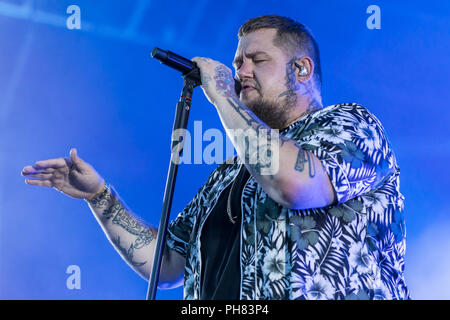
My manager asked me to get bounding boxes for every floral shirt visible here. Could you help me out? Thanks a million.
[166,103,410,300]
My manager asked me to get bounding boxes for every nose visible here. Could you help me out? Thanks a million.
[237,60,253,81]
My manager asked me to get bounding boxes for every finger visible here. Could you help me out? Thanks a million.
[70,148,83,167]
[22,172,53,179]
[34,158,68,169]
[191,57,211,67]
[21,165,37,175]
[22,166,55,175]
[25,179,52,187]
[191,57,207,62]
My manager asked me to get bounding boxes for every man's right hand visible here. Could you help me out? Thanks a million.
[22,148,186,286]
[21,148,105,200]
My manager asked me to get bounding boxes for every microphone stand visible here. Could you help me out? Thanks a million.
[146,68,200,300]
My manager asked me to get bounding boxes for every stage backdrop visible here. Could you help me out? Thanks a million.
[0,0,449,299]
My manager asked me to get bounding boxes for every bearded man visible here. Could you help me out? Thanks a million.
[22,15,410,300]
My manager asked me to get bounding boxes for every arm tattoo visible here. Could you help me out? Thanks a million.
[88,186,124,220]
[101,202,122,220]
[89,186,112,209]
[88,186,153,267]
[225,97,280,178]
[226,97,262,128]
[295,148,316,178]
[112,209,154,249]
[112,236,147,267]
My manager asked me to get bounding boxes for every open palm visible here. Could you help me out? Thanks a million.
[22,148,105,199]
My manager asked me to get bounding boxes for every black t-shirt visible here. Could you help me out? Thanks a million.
[199,165,250,300]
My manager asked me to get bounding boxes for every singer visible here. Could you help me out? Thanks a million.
[21,15,410,300]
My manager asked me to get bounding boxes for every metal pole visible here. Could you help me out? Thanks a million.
[146,74,198,300]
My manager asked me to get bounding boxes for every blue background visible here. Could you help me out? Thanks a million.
[0,0,449,299]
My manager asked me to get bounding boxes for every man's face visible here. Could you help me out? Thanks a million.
[233,28,297,128]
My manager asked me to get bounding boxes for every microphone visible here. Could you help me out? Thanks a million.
[151,47,241,95]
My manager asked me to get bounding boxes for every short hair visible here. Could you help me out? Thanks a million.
[238,14,322,90]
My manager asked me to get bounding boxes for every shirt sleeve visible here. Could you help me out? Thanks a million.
[293,103,394,204]
[166,189,202,258]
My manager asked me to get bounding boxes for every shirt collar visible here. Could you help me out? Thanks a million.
[280,109,319,134]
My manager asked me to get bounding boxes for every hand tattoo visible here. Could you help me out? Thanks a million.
[214,65,235,98]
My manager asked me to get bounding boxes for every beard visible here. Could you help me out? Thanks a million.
[244,94,296,130]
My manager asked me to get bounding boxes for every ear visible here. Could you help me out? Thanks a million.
[294,56,314,82]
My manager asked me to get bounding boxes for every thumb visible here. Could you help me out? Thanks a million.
[70,148,83,166]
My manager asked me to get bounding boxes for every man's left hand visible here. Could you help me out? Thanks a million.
[191,57,238,105]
